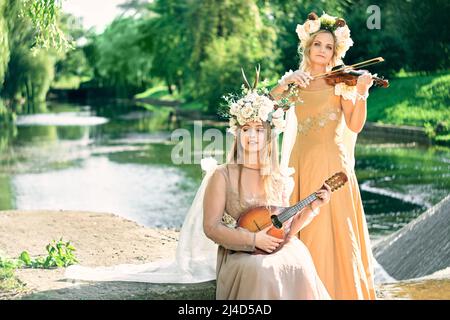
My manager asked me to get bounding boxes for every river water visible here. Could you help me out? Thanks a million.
[1,101,449,238]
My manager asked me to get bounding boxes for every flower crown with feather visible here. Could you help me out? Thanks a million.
[296,12,354,60]
[219,65,293,136]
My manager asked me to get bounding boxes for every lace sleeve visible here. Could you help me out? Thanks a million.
[334,82,357,105]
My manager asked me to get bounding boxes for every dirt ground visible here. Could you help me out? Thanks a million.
[0,210,448,300]
[0,210,181,299]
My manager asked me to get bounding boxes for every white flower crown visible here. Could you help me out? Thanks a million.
[296,12,354,60]
[220,66,293,136]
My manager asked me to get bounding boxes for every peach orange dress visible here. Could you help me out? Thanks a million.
[288,86,376,299]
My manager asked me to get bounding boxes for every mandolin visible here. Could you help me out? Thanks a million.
[237,172,348,255]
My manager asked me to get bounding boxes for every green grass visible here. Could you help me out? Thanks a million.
[368,71,450,142]
[0,265,27,299]
[134,84,183,101]
[135,84,209,113]
[0,240,77,299]
[435,134,450,144]
[181,100,207,111]
[51,75,91,90]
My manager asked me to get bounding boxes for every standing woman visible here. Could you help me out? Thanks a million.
[271,12,376,299]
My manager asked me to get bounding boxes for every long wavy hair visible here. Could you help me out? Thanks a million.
[226,121,284,207]
[298,30,339,72]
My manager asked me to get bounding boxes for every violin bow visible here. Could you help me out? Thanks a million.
[312,57,385,80]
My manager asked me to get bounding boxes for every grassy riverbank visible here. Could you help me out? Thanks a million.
[368,71,450,144]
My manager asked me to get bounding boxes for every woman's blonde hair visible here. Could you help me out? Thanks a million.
[298,30,339,72]
[227,121,284,206]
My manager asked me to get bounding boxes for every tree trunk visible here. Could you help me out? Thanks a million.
[166,77,173,95]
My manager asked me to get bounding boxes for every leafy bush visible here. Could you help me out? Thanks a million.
[0,238,78,270]
[19,238,78,269]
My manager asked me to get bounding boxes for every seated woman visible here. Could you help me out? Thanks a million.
[203,78,332,299]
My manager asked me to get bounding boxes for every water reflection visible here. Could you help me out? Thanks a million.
[0,101,449,236]
[12,156,195,228]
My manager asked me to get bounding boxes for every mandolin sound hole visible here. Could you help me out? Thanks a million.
[271,215,283,229]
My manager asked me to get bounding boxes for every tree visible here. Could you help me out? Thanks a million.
[2,7,56,112]
[88,17,153,97]
[0,0,9,87]
[53,13,93,87]
[139,0,189,95]
[394,0,450,72]
[1,0,71,115]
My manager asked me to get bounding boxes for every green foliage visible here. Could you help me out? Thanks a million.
[186,0,278,112]
[0,238,78,271]
[139,0,189,95]
[337,0,449,74]
[18,238,78,268]
[435,134,450,144]
[394,0,450,72]
[198,36,273,113]
[0,255,23,269]
[0,254,26,296]
[20,0,74,53]
[135,84,182,101]
[0,99,15,124]
[342,1,408,77]
[3,46,56,109]
[53,13,93,89]
[1,0,448,129]
[0,0,9,87]
[0,263,26,295]
[368,72,450,142]
[0,0,71,123]
[85,17,153,96]
[133,0,280,111]
[1,0,63,115]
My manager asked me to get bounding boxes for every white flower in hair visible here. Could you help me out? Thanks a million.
[240,104,254,119]
[304,19,320,34]
[220,65,294,136]
[334,24,350,39]
[296,24,309,45]
[236,113,246,126]
[258,106,271,122]
[296,11,353,59]
[229,102,239,116]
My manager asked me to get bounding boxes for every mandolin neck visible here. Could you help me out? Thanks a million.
[277,193,318,224]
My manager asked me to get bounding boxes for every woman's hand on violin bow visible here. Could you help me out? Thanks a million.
[282,70,313,88]
[356,71,374,94]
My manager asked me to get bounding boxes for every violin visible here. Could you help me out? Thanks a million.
[314,57,389,88]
